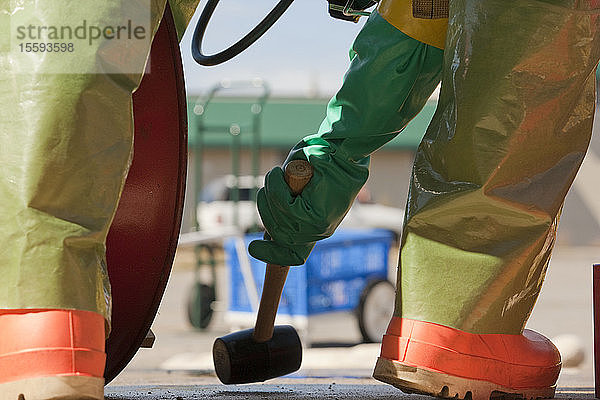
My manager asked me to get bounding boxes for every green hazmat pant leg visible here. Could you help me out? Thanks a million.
[0,0,198,333]
[373,2,598,396]
[397,0,600,335]
[250,11,444,266]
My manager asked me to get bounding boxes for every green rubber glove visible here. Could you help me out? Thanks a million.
[248,140,369,266]
[248,11,443,266]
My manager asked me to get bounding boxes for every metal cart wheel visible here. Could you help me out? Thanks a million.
[187,282,216,329]
[186,244,218,330]
[357,279,395,343]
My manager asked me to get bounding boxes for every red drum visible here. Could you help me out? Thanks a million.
[104,3,187,383]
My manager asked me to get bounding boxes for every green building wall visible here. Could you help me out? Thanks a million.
[186,97,437,150]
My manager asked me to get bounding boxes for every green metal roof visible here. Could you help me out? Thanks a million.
[187,97,437,150]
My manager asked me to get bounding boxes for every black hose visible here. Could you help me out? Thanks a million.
[192,0,295,66]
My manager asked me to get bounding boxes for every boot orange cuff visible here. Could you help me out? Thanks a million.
[0,309,106,384]
[379,317,561,391]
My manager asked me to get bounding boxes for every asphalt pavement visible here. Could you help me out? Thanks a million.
[105,381,596,400]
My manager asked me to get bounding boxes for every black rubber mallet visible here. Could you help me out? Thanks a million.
[213,159,313,384]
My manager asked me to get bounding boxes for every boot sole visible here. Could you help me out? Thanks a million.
[0,375,104,400]
[373,357,556,400]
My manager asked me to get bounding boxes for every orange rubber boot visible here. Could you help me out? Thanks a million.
[0,309,106,400]
[373,318,561,400]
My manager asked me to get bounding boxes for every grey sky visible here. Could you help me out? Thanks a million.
[179,1,367,98]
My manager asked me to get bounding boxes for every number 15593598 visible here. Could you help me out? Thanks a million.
[19,42,74,52]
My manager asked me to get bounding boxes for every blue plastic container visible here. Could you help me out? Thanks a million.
[224,229,394,317]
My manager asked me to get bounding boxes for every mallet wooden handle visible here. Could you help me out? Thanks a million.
[252,160,313,343]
